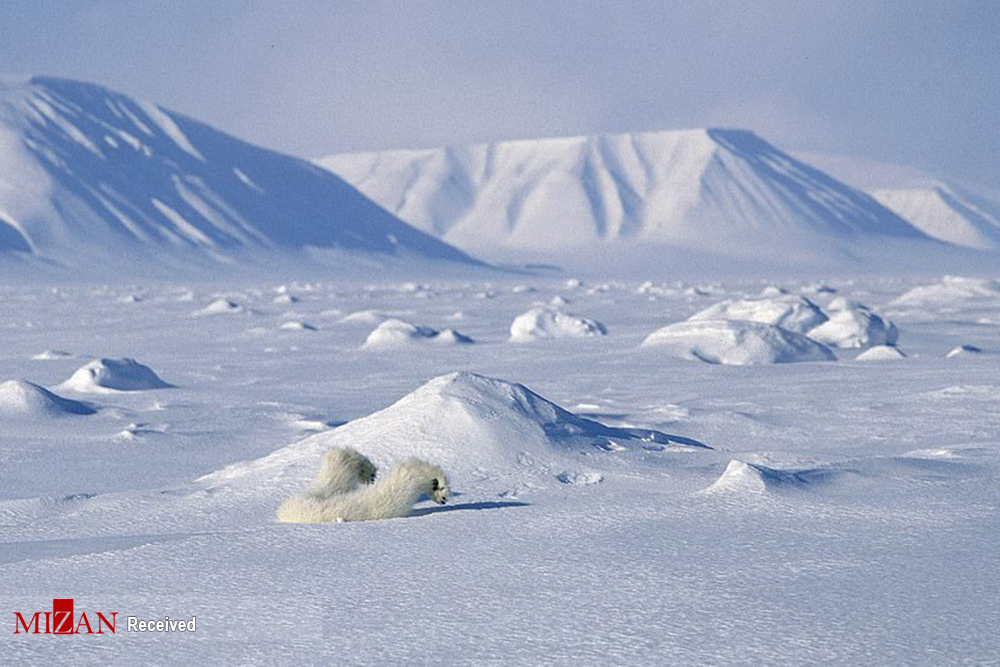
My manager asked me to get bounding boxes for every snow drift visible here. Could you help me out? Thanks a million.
[340,310,393,325]
[806,305,898,349]
[362,318,473,348]
[0,76,482,275]
[702,459,821,494]
[279,321,317,332]
[891,276,1000,308]
[200,372,708,496]
[509,307,607,342]
[641,320,835,365]
[192,298,245,316]
[686,294,897,349]
[31,350,71,360]
[0,379,96,417]
[687,295,828,335]
[855,345,907,361]
[59,357,174,392]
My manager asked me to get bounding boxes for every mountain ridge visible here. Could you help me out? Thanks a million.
[318,127,932,258]
[872,182,1000,250]
[0,76,484,276]
[792,151,1000,252]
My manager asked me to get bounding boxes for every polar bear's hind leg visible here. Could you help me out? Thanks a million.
[309,447,378,496]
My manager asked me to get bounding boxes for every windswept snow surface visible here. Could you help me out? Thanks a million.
[0,77,482,276]
[2,276,999,665]
[319,128,936,269]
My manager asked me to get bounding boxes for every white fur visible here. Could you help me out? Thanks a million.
[308,447,377,496]
[275,447,376,522]
[276,457,450,523]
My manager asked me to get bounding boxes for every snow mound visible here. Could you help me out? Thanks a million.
[946,344,983,358]
[362,319,473,348]
[891,276,1000,307]
[702,460,817,494]
[192,299,244,316]
[59,358,174,393]
[806,307,898,349]
[31,350,71,360]
[556,471,604,486]
[0,379,96,417]
[200,372,709,494]
[856,345,907,361]
[433,329,474,345]
[687,295,827,335]
[509,307,607,342]
[641,319,835,365]
[279,321,317,332]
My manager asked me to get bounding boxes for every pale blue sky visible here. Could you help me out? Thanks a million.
[2,1,998,185]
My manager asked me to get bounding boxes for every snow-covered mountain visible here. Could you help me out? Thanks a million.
[0,76,482,275]
[793,151,1000,252]
[318,129,931,261]
[871,183,1000,250]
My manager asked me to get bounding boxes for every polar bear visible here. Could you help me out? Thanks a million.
[276,457,449,523]
[308,447,378,496]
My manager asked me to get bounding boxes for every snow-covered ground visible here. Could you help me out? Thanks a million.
[2,275,999,664]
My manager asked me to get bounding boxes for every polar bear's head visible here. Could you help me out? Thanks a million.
[353,453,377,485]
[429,472,450,505]
[395,458,450,505]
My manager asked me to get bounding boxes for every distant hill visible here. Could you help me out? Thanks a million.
[319,128,934,266]
[872,183,1000,251]
[795,151,1000,252]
